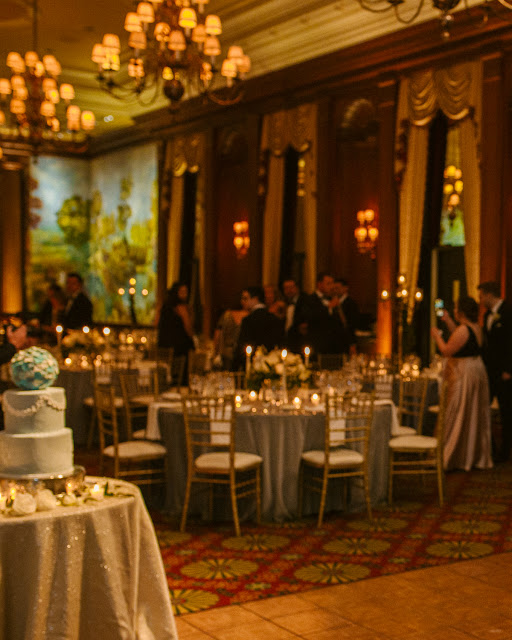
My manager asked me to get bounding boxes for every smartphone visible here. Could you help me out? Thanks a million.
[434,298,444,317]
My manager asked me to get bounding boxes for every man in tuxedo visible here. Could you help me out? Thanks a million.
[332,278,360,355]
[63,272,93,330]
[233,286,284,370]
[304,272,339,359]
[478,281,512,462]
[282,278,309,354]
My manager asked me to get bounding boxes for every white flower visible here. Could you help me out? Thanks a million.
[12,493,37,516]
[275,363,284,375]
[266,352,281,366]
[36,489,57,511]
[61,493,78,506]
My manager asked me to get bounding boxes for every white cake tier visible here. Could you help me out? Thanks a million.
[0,428,74,478]
[2,387,66,434]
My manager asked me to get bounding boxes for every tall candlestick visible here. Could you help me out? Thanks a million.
[281,349,288,402]
[245,345,252,376]
[56,325,63,348]
[304,346,310,368]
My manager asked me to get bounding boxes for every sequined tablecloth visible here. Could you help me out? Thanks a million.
[0,478,178,640]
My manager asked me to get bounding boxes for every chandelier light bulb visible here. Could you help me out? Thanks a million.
[102,34,121,54]
[60,84,75,101]
[154,22,171,41]
[125,12,142,32]
[205,14,222,35]
[179,7,198,30]
[137,1,155,23]
[93,0,248,107]
[24,51,39,68]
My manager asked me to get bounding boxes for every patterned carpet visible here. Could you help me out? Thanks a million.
[149,464,512,617]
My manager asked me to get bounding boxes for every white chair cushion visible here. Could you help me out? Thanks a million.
[132,429,147,440]
[395,425,416,436]
[389,435,438,450]
[104,440,166,458]
[195,452,262,472]
[131,394,155,405]
[302,448,364,467]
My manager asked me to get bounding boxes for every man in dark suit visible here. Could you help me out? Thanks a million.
[332,278,360,355]
[234,286,284,370]
[304,272,338,360]
[478,281,512,462]
[282,278,309,354]
[63,272,93,330]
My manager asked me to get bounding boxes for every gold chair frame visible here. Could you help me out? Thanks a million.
[388,382,447,506]
[180,394,262,537]
[397,375,429,435]
[95,384,167,486]
[298,392,374,527]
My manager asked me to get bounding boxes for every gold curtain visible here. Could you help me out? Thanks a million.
[164,133,206,307]
[396,60,482,319]
[260,102,318,292]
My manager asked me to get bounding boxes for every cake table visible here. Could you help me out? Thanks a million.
[0,478,178,640]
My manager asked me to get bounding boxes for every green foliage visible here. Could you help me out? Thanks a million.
[56,195,91,248]
[89,176,157,324]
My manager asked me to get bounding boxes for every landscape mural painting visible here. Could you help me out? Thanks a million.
[28,142,158,325]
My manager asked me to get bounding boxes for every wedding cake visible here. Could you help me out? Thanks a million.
[0,347,74,479]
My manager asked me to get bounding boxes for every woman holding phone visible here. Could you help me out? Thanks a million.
[431,296,492,471]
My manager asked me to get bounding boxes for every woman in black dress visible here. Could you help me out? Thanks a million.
[157,282,195,355]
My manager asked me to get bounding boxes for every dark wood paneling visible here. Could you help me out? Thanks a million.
[376,79,399,355]
[480,53,504,285]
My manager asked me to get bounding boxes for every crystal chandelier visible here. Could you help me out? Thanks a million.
[354,0,512,38]
[0,1,95,148]
[92,0,251,106]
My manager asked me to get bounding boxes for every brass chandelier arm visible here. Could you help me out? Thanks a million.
[394,0,427,24]
[355,0,398,13]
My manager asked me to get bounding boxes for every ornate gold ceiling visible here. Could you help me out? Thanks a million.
[0,0,488,137]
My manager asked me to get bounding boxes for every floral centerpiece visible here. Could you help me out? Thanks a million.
[247,347,312,391]
[61,328,106,358]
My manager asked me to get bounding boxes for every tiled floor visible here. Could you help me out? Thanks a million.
[174,552,512,639]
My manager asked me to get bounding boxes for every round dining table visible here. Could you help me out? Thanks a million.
[0,478,178,640]
[147,399,395,522]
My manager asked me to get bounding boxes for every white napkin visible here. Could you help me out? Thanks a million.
[375,398,401,436]
[210,404,232,445]
[145,401,181,440]
[329,416,346,445]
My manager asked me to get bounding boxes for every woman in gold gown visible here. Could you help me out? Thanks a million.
[431,296,493,471]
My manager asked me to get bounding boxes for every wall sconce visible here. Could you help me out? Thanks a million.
[233,221,250,258]
[354,209,378,258]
